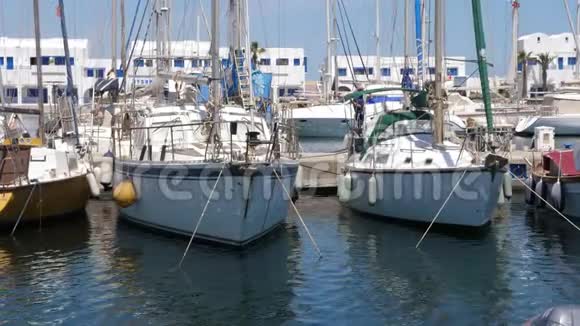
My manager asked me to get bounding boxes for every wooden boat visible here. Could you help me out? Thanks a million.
[0,139,90,228]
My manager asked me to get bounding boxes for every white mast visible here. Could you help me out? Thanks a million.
[433,0,444,145]
[404,0,410,70]
[563,0,580,80]
[196,15,201,57]
[242,0,254,107]
[576,0,580,79]
[210,0,221,107]
[375,0,381,83]
[507,1,519,86]
[33,0,44,143]
[112,0,117,70]
[324,0,332,102]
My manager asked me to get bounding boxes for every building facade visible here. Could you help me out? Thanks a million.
[0,37,307,105]
[518,32,579,90]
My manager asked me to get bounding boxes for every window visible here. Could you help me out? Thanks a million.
[134,59,145,67]
[353,67,366,75]
[338,68,347,76]
[174,58,185,67]
[276,58,289,66]
[381,67,391,77]
[367,68,374,75]
[145,59,153,67]
[5,87,17,102]
[537,36,541,43]
[528,59,537,66]
[86,68,94,77]
[293,58,300,66]
[191,59,199,67]
[42,56,50,65]
[0,57,3,66]
[447,67,458,76]
[25,88,48,103]
[69,57,74,65]
[304,57,308,72]
[260,58,271,66]
[7,57,13,70]
[400,68,415,75]
[116,69,124,77]
[558,57,564,70]
[569,57,577,66]
[30,57,37,65]
[201,59,209,67]
[55,56,66,65]
[428,67,435,74]
[517,63,523,72]
[96,68,105,78]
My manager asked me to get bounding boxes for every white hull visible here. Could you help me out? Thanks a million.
[516,114,580,136]
[344,168,503,227]
[115,160,298,246]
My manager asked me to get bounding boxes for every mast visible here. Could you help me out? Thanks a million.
[415,0,425,87]
[563,0,580,80]
[57,0,80,144]
[507,1,519,91]
[33,0,45,143]
[404,0,410,70]
[325,0,332,102]
[433,0,444,145]
[196,15,201,57]
[471,0,494,131]
[210,0,221,107]
[112,0,117,70]
[576,0,580,79]
[374,0,381,83]
[120,0,126,76]
[242,0,254,107]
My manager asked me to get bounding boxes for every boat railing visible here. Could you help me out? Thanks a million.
[112,120,283,163]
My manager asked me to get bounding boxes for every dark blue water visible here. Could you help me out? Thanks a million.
[1,193,580,325]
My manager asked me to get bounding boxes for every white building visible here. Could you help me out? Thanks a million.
[331,55,467,92]
[0,37,307,105]
[518,32,579,90]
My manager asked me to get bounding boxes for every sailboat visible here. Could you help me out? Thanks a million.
[337,0,507,227]
[0,0,91,229]
[112,0,298,246]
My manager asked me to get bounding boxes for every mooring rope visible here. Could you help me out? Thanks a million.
[273,168,322,258]
[416,169,468,248]
[11,182,38,236]
[178,164,225,267]
[510,170,580,232]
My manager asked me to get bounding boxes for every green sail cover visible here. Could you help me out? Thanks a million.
[367,110,431,145]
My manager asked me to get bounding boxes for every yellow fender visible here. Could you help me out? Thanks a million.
[0,192,13,213]
[113,180,137,208]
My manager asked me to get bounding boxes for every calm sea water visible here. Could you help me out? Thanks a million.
[1,193,580,325]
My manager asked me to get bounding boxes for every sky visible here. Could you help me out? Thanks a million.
[0,0,576,80]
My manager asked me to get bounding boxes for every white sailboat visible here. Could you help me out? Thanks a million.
[112,0,298,246]
[338,0,507,227]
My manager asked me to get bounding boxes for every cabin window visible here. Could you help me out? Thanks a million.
[338,68,347,76]
[293,58,300,66]
[381,68,391,77]
[7,57,14,70]
[86,68,94,77]
[276,58,289,66]
[447,67,458,76]
[260,58,271,66]
[569,57,577,66]
[173,58,185,67]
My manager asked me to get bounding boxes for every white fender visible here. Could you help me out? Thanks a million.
[497,186,505,205]
[100,157,114,185]
[295,166,304,190]
[551,180,564,211]
[337,174,346,202]
[86,172,101,197]
[525,176,535,205]
[368,174,377,206]
[340,173,352,202]
[535,179,545,207]
[93,166,102,185]
[502,172,512,200]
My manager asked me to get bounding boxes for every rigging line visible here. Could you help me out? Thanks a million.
[273,168,322,258]
[11,182,38,236]
[124,0,143,54]
[336,0,357,83]
[334,19,356,84]
[338,0,369,81]
[389,0,401,81]
[175,0,191,42]
[178,164,225,268]
[416,169,468,248]
[121,0,152,92]
[198,0,211,40]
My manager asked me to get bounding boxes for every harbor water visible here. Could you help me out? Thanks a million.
[1,193,580,325]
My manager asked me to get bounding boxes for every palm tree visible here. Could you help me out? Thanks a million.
[250,41,266,67]
[518,51,532,98]
[537,52,556,91]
